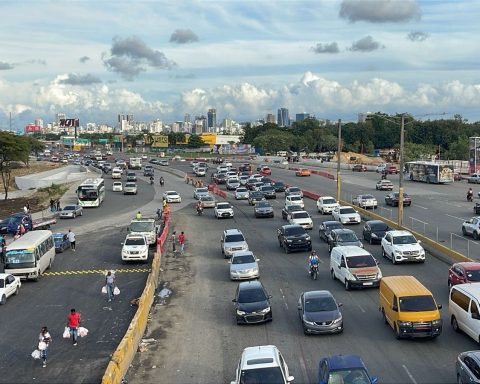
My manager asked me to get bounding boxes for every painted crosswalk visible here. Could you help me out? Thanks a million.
[43,268,150,276]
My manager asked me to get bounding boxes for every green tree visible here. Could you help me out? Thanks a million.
[0,132,29,199]
[26,136,45,158]
[187,134,205,148]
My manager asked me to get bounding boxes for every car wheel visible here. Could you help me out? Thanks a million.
[382,308,388,324]
[14,285,19,295]
[394,323,401,339]
[382,247,387,259]
[331,269,336,280]
[391,254,397,265]
[461,227,467,235]
[474,231,479,240]
[452,316,460,332]
[73,213,76,218]
[284,244,290,254]
[0,295,6,305]
[80,211,83,216]
[303,325,309,335]
[278,239,283,248]
[345,279,351,291]
[458,374,464,384]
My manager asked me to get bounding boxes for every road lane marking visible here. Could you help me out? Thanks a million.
[279,288,289,310]
[348,292,365,313]
[402,364,418,384]
[445,214,467,222]
[43,268,150,276]
[413,204,428,210]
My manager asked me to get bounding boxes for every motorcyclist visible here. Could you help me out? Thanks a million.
[149,176,154,185]
[196,200,204,213]
[468,187,474,202]
[381,169,388,180]
[159,177,164,186]
[308,251,320,275]
[135,211,142,220]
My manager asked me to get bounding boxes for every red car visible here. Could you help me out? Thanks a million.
[448,262,480,287]
[352,164,367,172]
[260,167,272,176]
[386,165,399,174]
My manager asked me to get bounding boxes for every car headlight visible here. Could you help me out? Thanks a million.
[286,239,293,243]
[394,250,402,255]
[260,307,271,314]
[303,318,315,325]
[377,270,383,279]
[371,233,378,238]
[333,315,343,324]
[306,235,311,241]
[398,321,412,327]
[432,319,442,326]
[236,310,246,315]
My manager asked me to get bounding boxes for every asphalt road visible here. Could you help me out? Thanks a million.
[0,169,169,384]
[124,160,478,384]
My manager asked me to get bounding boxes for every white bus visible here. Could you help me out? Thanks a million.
[406,161,454,184]
[4,230,55,281]
[77,178,106,207]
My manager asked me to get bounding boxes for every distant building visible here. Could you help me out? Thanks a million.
[193,115,207,134]
[266,113,276,124]
[207,109,216,132]
[295,113,310,122]
[184,113,191,125]
[358,113,370,123]
[118,114,134,133]
[277,108,289,127]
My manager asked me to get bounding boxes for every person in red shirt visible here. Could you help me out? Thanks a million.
[67,308,81,346]
[178,232,185,255]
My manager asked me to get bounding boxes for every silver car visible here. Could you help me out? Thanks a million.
[234,187,249,200]
[59,205,83,219]
[124,182,138,195]
[456,351,480,384]
[229,251,260,280]
[194,187,209,200]
[199,194,216,208]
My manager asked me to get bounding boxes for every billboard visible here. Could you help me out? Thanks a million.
[151,135,169,148]
[214,144,253,155]
[59,118,79,127]
[469,137,480,174]
[24,124,41,133]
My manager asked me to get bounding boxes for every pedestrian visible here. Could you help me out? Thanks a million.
[38,326,51,367]
[26,202,30,213]
[23,205,28,214]
[171,231,176,253]
[105,271,115,302]
[67,308,81,346]
[178,231,185,255]
[50,198,55,212]
[67,229,76,251]
[135,211,142,220]
[56,199,61,212]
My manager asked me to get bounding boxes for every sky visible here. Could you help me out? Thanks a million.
[0,0,480,130]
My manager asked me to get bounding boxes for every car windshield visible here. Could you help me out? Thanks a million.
[329,369,370,384]
[340,208,356,214]
[289,188,300,193]
[218,203,231,209]
[293,212,309,219]
[125,238,145,246]
[392,235,417,244]
[237,188,247,192]
[275,182,284,186]
[347,255,376,268]
[261,186,274,191]
[285,227,306,236]
[5,249,35,263]
[287,205,302,211]
[326,222,343,231]
[196,188,208,193]
[256,202,270,208]
[399,295,437,312]
[240,367,284,384]
[113,183,122,186]
[323,199,337,204]
[232,254,256,264]
[63,206,76,211]
[125,183,135,187]
[289,196,302,201]
[238,288,267,303]
[226,234,245,243]
[338,232,358,242]
[362,195,374,199]
[53,234,65,240]
[466,270,480,281]
[305,297,337,312]
[201,196,214,201]
[251,192,263,198]
[167,192,178,196]
[130,222,154,232]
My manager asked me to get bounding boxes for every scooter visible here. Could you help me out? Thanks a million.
[310,265,318,280]
[196,206,204,216]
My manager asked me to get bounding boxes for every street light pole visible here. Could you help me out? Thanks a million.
[398,114,405,227]
[336,119,342,202]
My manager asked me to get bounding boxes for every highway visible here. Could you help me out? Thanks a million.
[124,160,480,384]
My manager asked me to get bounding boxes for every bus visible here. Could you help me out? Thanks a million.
[77,178,106,207]
[4,230,55,281]
[406,161,454,184]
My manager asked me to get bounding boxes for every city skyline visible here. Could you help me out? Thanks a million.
[1,0,479,130]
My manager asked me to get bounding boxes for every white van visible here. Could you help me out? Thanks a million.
[330,246,382,290]
[4,230,55,281]
[449,284,480,342]
[111,168,123,179]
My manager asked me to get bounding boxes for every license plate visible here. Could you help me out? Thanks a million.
[363,282,373,286]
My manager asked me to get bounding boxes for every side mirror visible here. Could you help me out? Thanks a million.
[340,261,346,268]
[127,227,130,232]
[472,313,480,319]
[297,305,302,310]
[392,304,398,312]
[256,258,260,262]
[371,377,378,384]
[287,376,295,383]
[437,304,442,309]
[418,240,422,244]
[268,295,273,299]
[338,302,343,307]
[228,261,231,264]
[121,242,124,245]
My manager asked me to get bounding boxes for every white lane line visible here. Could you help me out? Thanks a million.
[279,288,289,310]
[402,364,418,384]
[446,214,467,221]
[413,204,428,210]
[446,202,463,208]
[348,292,366,313]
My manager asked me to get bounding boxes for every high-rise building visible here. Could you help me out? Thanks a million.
[207,109,216,132]
[118,114,134,132]
[295,113,310,122]
[184,113,191,125]
[266,113,276,124]
[277,108,289,127]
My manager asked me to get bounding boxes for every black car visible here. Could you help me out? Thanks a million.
[273,181,286,192]
[385,192,412,207]
[261,177,274,185]
[328,229,363,252]
[233,280,272,325]
[282,204,303,220]
[277,224,312,253]
[297,291,343,335]
[214,173,227,184]
[319,221,344,242]
[248,191,266,205]
[363,220,391,244]
[259,185,276,199]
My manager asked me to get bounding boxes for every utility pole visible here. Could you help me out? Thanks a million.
[398,114,405,227]
[336,119,342,201]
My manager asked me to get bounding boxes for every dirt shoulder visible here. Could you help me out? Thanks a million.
[0,161,63,193]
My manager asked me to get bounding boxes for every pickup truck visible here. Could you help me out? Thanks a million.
[128,218,160,246]
[0,213,56,235]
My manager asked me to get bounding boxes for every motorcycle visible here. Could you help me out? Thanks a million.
[310,264,318,280]
[196,206,204,216]
[150,178,154,185]
[381,173,387,180]
[159,179,165,187]
[467,191,474,202]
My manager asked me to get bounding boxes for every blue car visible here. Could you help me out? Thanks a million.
[53,233,70,253]
[318,355,377,384]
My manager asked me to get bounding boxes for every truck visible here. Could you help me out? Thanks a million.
[406,161,454,184]
[129,157,142,170]
[127,218,160,246]
[0,213,56,235]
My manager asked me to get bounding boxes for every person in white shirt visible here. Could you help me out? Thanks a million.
[38,326,51,367]
[67,229,76,251]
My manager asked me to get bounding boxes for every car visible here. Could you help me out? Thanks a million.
[260,167,272,176]
[123,182,138,195]
[273,181,286,192]
[285,186,303,197]
[215,202,234,219]
[112,181,123,192]
[352,164,367,172]
[248,191,266,205]
[259,185,276,199]
[352,194,378,209]
[277,224,312,253]
[288,211,313,230]
[226,178,241,190]
[448,262,480,287]
[233,280,272,325]
[285,195,305,209]
[221,228,248,257]
[375,164,387,173]
[282,204,303,220]
[297,291,343,335]
[462,216,480,239]
[224,161,233,167]
[234,187,249,200]
[143,165,154,177]
[375,180,394,190]
[149,158,159,164]
[362,220,390,244]
[126,172,137,182]
[199,194,216,208]
[468,173,480,183]
[317,196,340,214]
[332,206,361,224]
[386,164,398,174]
[385,192,412,206]
[121,234,149,262]
[53,232,71,253]
[319,221,345,242]
[328,228,363,251]
[159,159,169,166]
[230,345,294,384]
[456,351,480,384]
[296,168,311,177]
[193,187,209,200]
[252,182,265,191]
[194,167,207,177]
[239,175,250,186]
[0,273,21,305]
[226,171,239,180]
[245,178,258,190]
[239,163,252,172]
[318,354,378,384]
[59,205,83,219]
[163,190,182,203]
[254,201,274,218]
[229,251,259,280]
[381,230,425,264]
[256,163,268,172]
[141,155,148,160]
[214,173,227,184]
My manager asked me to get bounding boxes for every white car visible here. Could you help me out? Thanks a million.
[0,273,21,305]
[214,202,234,219]
[59,205,83,219]
[285,195,305,209]
[163,190,182,203]
[112,181,123,192]
[159,160,169,166]
[316,196,339,214]
[332,206,361,224]
[352,194,378,209]
[239,175,250,185]
[122,234,149,261]
[234,187,249,200]
[226,179,241,190]
[288,211,313,229]
[193,187,209,200]
[376,164,387,173]
[124,182,138,195]
[229,251,259,280]
[195,167,207,176]
[381,230,425,264]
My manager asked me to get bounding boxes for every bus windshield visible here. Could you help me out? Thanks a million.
[5,249,35,263]
[78,188,98,201]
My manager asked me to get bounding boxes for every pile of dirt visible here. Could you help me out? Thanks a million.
[0,161,63,193]
[333,151,387,165]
